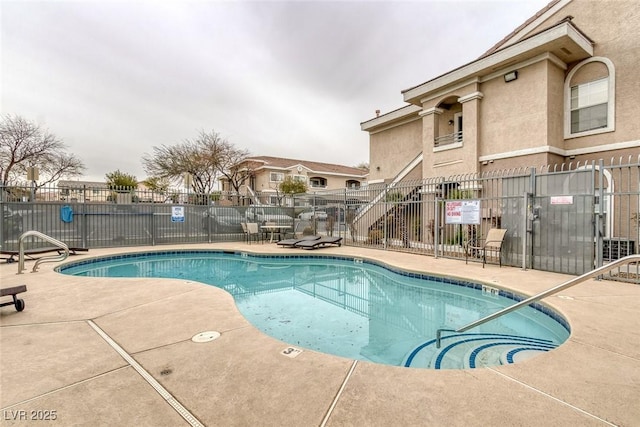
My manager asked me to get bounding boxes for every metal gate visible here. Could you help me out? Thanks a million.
[530,169,595,275]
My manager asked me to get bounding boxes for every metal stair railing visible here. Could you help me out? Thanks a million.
[17,230,70,274]
[353,151,423,224]
[436,254,640,348]
[245,186,262,206]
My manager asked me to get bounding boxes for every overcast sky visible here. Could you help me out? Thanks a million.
[1,0,549,183]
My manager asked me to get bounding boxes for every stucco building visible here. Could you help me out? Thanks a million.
[361,0,639,184]
[220,156,368,205]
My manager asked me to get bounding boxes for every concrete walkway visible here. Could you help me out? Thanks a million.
[1,243,639,426]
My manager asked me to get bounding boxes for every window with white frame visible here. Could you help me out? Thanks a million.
[570,77,608,133]
[564,57,615,138]
[292,175,307,183]
[270,172,284,182]
[310,177,327,188]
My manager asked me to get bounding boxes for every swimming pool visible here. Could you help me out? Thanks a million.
[59,250,570,369]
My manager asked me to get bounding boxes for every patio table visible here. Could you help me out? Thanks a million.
[260,225,292,243]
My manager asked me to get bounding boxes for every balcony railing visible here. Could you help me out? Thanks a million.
[434,130,463,147]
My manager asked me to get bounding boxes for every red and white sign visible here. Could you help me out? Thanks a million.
[445,200,481,224]
[550,196,574,205]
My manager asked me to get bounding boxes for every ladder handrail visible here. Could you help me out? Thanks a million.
[17,230,70,274]
[436,254,640,348]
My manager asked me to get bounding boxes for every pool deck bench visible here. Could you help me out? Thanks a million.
[1,243,639,426]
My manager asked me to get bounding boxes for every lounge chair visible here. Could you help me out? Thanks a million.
[276,235,321,248]
[1,247,89,263]
[465,228,507,268]
[294,236,343,250]
[0,285,27,311]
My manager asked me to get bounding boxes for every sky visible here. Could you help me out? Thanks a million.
[1,0,550,183]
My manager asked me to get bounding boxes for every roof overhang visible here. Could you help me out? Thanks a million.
[402,20,594,105]
[360,104,422,132]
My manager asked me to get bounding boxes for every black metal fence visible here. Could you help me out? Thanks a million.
[2,156,638,282]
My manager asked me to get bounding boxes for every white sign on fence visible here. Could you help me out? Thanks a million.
[445,200,481,225]
[171,206,185,222]
[550,195,574,205]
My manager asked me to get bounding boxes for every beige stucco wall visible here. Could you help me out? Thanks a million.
[251,170,364,193]
[546,62,566,150]
[365,0,639,182]
[479,60,552,156]
[480,152,559,174]
[369,117,422,182]
[527,0,640,152]
[252,172,273,193]
[306,173,363,190]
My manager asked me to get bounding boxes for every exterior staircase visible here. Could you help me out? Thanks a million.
[352,152,423,240]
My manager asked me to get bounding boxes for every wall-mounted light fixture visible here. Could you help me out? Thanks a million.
[448,119,454,126]
[504,70,518,83]
[376,166,380,171]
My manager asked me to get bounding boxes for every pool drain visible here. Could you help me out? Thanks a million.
[192,331,221,343]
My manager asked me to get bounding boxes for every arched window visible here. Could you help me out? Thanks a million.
[564,57,615,138]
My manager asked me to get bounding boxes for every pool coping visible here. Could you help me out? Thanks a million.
[1,243,639,426]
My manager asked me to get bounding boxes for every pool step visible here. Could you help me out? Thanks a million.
[403,333,558,369]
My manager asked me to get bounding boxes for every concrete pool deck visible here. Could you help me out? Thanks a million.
[1,243,639,426]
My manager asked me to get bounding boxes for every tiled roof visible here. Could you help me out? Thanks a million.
[480,0,561,58]
[244,156,368,177]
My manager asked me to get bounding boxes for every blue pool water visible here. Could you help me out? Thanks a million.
[59,251,570,369]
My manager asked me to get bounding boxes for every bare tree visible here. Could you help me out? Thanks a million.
[142,130,221,194]
[216,141,251,193]
[142,129,251,196]
[142,176,173,203]
[355,162,369,172]
[0,114,85,185]
[142,176,170,193]
[24,152,84,189]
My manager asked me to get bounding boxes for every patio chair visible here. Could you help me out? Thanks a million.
[246,222,262,244]
[465,228,507,268]
[241,222,248,243]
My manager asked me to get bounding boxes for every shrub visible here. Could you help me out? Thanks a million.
[367,229,383,244]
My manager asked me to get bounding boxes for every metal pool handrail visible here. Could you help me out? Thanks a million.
[436,254,640,348]
[17,230,70,274]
